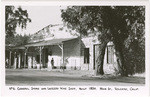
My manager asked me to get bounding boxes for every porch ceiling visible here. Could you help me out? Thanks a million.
[25,38,77,47]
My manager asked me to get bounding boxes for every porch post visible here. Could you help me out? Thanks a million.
[39,46,42,69]
[9,50,12,68]
[24,48,28,69]
[24,52,26,68]
[14,52,17,69]
[58,43,64,71]
[62,44,64,65]
[18,53,21,69]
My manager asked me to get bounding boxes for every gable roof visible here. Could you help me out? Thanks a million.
[30,24,79,43]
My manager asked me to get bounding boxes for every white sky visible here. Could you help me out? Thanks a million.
[16,6,65,35]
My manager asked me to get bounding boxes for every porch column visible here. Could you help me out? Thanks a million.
[62,44,64,65]
[24,48,28,69]
[28,56,32,69]
[58,43,64,70]
[42,49,45,68]
[9,51,12,68]
[14,52,17,69]
[39,46,44,69]
[40,47,42,69]
[18,53,20,68]
[18,54,21,69]
[24,52,26,68]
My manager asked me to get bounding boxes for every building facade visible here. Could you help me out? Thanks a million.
[6,24,119,74]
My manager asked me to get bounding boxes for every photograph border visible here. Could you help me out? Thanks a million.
[1,0,150,97]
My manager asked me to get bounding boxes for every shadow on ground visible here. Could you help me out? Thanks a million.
[5,69,145,86]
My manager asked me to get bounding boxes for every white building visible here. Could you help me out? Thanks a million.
[8,24,119,74]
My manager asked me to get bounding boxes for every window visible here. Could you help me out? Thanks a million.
[107,46,114,64]
[84,48,89,64]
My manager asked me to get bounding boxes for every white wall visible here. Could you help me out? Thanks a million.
[47,38,81,69]
[81,37,119,75]
[103,42,119,74]
[80,36,99,70]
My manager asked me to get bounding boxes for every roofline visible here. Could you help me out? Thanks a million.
[25,37,78,47]
[11,37,78,48]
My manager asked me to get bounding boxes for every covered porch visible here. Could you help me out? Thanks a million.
[8,38,81,70]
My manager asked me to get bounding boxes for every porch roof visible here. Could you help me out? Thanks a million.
[25,37,77,47]
[12,46,25,49]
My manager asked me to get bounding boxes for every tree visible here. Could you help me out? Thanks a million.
[61,6,145,76]
[6,34,31,46]
[123,7,145,75]
[5,6,31,46]
[5,6,31,38]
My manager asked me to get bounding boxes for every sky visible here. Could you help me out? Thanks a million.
[16,6,65,35]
